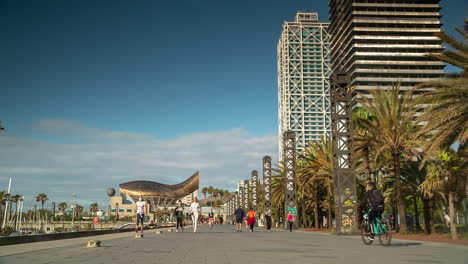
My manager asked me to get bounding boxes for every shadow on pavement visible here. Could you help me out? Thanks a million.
[390,242,422,247]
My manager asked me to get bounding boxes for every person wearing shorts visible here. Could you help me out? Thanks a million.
[135,196,146,233]
[234,206,245,232]
[208,209,215,229]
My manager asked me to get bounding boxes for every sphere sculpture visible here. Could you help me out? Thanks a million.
[106,188,116,197]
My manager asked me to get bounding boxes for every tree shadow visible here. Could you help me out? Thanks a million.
[389,242,422,247]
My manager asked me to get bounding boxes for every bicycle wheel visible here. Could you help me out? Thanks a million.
[378,218,392,247]
[361,221,373,245]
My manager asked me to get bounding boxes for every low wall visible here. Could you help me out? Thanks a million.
[0,228,145,247]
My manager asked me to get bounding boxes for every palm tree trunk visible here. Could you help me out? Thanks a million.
[363,148,372,183]
[422,197,431,234]
[314,186,319,229]
[393,154,407,232]
[327,183,333,228]
[301,199,307,228]
[413,196,421,231]
[448,175,458,239]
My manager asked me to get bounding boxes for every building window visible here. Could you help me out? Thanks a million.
[119,208,125,212]
[127,208,133,213]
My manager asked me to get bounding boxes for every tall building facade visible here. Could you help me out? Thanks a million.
[278,12,332,155]
[328,0,444,97]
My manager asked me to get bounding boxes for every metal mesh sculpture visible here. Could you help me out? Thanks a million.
[251,170,258,211]
[331,71,358,235]
[283,130,298,229]
[263,156,272,214]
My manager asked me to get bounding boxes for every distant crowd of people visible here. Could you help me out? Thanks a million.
[133,196,296,233]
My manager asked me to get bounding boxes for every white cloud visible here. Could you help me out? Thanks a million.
[0,120,278,209]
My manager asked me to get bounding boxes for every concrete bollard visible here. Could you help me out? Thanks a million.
[167,229,173,232]
[86,240,101,248]
[156,231,163,234]
[135,233,144,238]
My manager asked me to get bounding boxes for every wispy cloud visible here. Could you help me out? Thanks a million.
[0,120,278,208]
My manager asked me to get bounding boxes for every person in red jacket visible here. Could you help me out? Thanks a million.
[287,211,294,232]
[246,208,256,232]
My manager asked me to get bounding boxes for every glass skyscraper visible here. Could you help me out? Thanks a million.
[328,0,445,98]
[278,12,331,155]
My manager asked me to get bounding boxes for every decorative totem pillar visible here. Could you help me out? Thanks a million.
[251,170,258,211]
[263,156,272,214]
[235,191,240,210]
[283,130,298,229]
[244,180,250,210]
[239,186,244,211]
[331,71,358,235]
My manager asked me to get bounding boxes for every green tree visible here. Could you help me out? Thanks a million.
[415,19,468,162]
[74,204,84,217]
[353,108,377,182]
[202,187,208,200]
[424,149,467,239]
[35,193,48,209]
[58,202,68,214]
[89,203,99,216]
[271,162,286,226]
[213,199,223,214]
[358,83,420,233]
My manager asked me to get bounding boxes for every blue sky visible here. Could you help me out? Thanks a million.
[0,0,466,209]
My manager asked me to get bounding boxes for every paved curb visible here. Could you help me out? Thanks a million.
[0,225,176,247]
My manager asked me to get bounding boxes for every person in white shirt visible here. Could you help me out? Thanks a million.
[190,197,201,232]
[135,196,146,233]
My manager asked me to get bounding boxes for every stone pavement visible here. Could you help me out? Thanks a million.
[0,224,467,264]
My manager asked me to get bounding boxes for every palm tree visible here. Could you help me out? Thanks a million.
[353,108,377,182]
[401,160,426,231]
[202,187,208,200]
[358,83,420,233]
[271,162,286,226]
[299,136,335,228]
[74,205,83,218]
[424,149,466,239]
[415,19,468,162]
[58,202,68,215]
[89,203,99,216]
[213,199,223,215]
[35,193,48,209]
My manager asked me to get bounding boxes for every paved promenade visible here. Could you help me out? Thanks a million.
[1,225,467,264]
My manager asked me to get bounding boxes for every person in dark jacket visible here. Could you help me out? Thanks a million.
[359,182,385,231]
[234,207,245,232]
[264,210,272,231]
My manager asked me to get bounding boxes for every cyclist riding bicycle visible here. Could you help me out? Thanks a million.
[359,182,384,240]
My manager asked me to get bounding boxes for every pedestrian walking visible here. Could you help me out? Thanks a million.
[219,215,224,226]
[265,210,272,231]
[190,197,201,232]
[234,206,245,232]
[287,211,294,232]
[208,209,215,229]
[135,196,146,234]
[246,208,256,232]
[174,199,184,232]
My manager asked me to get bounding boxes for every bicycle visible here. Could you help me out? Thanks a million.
[361,209,392,247]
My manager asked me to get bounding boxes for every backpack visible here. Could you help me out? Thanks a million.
[247,211,255,219]
[368,190,384,208]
